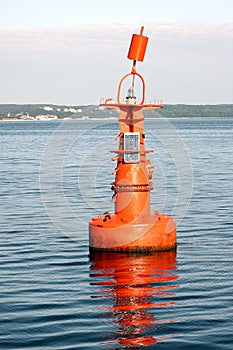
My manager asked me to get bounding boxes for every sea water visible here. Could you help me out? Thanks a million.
[0,118,232,349]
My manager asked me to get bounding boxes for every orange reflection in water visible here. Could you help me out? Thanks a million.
[89,251,179,348]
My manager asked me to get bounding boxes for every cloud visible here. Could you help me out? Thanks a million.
[1,23,232,56]
[0,23,232,104]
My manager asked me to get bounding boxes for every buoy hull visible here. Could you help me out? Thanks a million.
[89,213,176,252]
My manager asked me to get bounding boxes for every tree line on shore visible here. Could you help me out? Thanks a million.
[0,103,232,119]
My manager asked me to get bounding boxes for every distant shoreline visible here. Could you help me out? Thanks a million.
[1,116,233,122]
[1,103,233,120]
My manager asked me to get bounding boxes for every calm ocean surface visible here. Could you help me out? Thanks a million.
[0,118,233,349]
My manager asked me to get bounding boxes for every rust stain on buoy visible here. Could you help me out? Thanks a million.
[89,27,176,252]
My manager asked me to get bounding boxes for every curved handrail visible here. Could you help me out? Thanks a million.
[117,71,146,105]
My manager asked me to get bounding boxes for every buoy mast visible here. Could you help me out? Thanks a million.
[89,27,176,252]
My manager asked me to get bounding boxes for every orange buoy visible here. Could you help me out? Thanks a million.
[89,27,176,252]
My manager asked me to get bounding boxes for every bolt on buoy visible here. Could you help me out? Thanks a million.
[89,27,176,252]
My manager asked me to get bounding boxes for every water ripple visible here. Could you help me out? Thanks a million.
[0,119,233,349]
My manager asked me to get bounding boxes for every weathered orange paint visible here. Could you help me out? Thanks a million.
[89,212,176,252]
[89,27,176,252]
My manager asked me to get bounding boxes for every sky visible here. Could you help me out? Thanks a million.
[0,0,233,105]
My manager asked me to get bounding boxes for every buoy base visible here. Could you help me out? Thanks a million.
[89,212,176,252]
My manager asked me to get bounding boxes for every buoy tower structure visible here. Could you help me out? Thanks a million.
[89,27,176,252]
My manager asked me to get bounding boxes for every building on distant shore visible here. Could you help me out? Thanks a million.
[20,114,34,120]
[43,106,53,111]
[36,114,58,120]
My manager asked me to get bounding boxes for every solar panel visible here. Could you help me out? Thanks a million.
[123,132,140,163]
